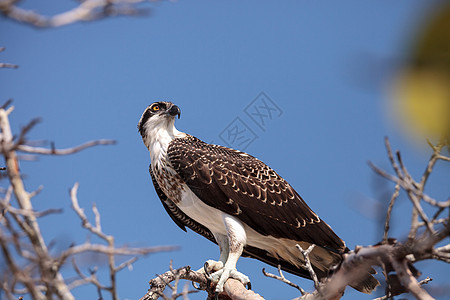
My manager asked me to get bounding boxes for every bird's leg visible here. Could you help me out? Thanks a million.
[195,234,228,295]
[197,234,228,275]
[209,216,251,293]
[210,245,250,293]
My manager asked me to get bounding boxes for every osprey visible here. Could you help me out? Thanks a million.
[138,101,378,294]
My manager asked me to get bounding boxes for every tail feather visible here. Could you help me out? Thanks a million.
[243,245,380,294]
[350,271,380,294]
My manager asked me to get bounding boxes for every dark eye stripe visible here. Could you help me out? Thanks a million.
[137,102,172,136]
[159,102,167,110]
[138,107,153,136]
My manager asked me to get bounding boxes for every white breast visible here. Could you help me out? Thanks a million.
[178,187,230,236]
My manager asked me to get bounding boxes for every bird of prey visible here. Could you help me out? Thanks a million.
[138,101,379,294]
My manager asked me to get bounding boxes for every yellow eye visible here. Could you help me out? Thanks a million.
[152,105,160,111]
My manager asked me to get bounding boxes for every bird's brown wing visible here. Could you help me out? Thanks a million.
[167,136,346,253]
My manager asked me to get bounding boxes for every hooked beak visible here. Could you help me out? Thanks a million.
[167,104,181,119]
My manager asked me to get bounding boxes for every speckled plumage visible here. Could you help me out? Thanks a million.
[167,135,345,252]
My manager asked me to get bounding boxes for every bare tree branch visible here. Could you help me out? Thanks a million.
[140,266,205,300]
[383,183,400,243]
[0,107,72,300]
[64,182,178,300]
[140,265,264,300]
[0,0,155,28]
[0,62,18,69]
[296,244,320,291]
[389,257,433,300]
[262,266,306,296]
[17,140,116,155]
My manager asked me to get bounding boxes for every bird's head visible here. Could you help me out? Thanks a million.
[138,101,181,148]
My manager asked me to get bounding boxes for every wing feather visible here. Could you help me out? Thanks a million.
[167,136,346,253]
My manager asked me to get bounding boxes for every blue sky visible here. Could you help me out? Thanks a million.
[1,1,449,299]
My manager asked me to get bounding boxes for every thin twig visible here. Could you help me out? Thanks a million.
[0,47,18,68]
[296,244,320,291]
[262,266,306,296]
[14,118,41,147]
[420,141,445,188]
[17,139,116,155]
[384,137,403,180]
[0,62,19,69]
[368,160,435,236]
[383,183,400,243]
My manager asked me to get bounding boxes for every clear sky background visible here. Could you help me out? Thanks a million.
[1,1,449,299]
